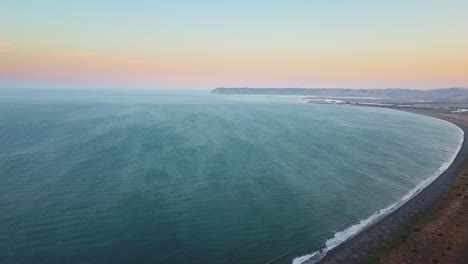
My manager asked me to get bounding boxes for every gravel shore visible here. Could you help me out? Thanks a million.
[316,111,468,264]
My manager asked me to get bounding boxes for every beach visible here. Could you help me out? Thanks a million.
[317,110,468,264]
[7,93,460,264]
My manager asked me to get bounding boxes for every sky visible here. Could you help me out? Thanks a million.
[1,0,467,90]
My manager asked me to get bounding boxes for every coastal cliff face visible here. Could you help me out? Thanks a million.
[212,87,468,102]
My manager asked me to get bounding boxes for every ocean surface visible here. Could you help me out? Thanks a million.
[0,89,463,264]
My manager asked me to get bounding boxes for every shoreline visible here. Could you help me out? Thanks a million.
[314,109,468,263]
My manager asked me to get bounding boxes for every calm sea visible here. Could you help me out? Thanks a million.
[0,89,463,264]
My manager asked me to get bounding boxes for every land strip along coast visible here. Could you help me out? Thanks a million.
[317,110,468,264]
[212,88,468,263]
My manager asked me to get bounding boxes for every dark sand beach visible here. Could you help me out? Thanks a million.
[318,110,468,264]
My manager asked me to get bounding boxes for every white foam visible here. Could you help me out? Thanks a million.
[291,251,322,264]
[292,124,464,264]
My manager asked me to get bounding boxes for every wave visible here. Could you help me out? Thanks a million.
[292,124,464,264]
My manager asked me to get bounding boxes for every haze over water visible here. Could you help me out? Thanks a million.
[0,89,463,264]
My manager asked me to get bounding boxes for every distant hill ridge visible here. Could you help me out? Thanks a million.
[212,87,468,101]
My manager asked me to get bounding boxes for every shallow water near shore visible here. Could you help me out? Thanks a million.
[0,89,463,264]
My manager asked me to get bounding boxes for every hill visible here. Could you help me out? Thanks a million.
[212,88,468,102]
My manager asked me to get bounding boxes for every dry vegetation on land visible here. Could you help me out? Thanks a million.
[361,112,468,264]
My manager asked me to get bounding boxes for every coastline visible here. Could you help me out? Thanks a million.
[313,109,468,263]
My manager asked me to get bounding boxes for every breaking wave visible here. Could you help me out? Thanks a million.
[292,123,464,264]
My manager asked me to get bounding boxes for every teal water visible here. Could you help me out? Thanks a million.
[0,89,463,264]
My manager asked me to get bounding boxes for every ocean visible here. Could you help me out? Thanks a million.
[0,89,463,264]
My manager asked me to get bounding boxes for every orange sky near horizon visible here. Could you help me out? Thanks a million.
[1,45,467,89]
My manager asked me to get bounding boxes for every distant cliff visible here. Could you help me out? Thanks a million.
[212,88,468,101]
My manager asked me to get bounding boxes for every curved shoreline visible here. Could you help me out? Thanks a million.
[311,110,468,264]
